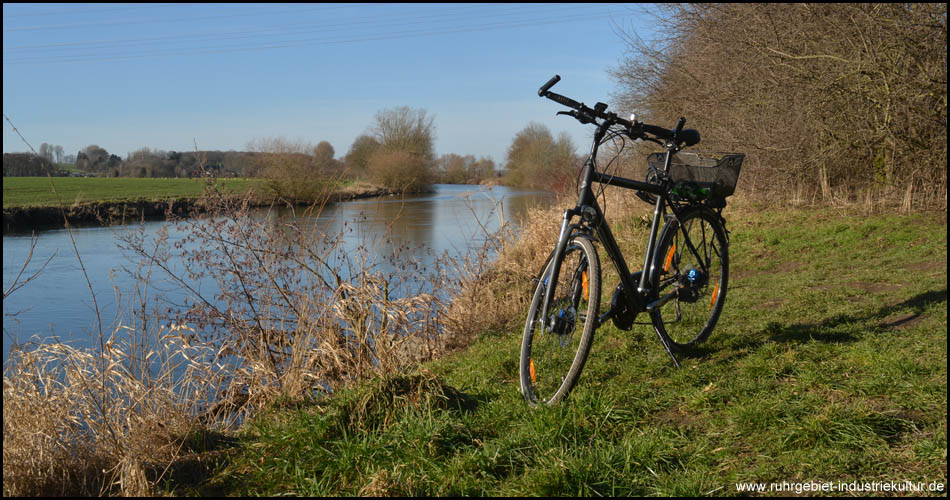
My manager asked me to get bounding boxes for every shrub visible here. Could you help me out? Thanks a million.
[503,122,579,193]
[367,149,433,193]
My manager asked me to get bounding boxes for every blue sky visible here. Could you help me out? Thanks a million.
[3,3,656,165]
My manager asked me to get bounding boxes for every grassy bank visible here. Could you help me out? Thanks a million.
[192,200,947,496]
[1,177,263,209]
[1,177,403,230]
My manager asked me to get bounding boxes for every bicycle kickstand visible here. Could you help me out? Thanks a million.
[656,332,681,369]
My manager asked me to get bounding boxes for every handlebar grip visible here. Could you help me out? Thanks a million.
[674,117,686,136]
[539,75,561,96]
[546,91,582,110]
[641,123,674,141]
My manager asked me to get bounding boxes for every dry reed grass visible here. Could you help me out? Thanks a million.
[3,323,227,496]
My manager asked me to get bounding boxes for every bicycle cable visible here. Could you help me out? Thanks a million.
[593,127,628,225]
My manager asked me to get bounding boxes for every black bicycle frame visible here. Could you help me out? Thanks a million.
[538,121,700,367]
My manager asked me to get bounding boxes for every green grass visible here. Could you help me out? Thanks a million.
[180,204,947,496]
[2,176,263,209]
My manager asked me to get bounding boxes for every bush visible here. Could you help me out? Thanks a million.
[246,137,330,203]
[503,123,579,193]
[368,149,433,193]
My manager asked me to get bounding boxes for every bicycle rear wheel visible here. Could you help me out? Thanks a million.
[520,235,600,405]
[650,208,728,352]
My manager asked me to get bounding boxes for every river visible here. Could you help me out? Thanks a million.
[2,184,551,363]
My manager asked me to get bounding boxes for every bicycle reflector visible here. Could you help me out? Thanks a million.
[582,271,589,301]
[663,244,676,272]
[530,358,536,383]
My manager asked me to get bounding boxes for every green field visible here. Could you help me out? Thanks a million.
[2,176,263,209]
[184,204,947,496]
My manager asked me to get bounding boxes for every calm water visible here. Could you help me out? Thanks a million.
[2,184,551,362]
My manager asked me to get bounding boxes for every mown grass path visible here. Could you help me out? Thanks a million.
[186,204,947,496]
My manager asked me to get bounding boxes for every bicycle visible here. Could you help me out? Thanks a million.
[520,75,745,405]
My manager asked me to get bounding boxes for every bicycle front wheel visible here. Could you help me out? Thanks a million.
[520,235,600,405]
[650,208,728,352]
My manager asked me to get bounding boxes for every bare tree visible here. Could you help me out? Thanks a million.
[38,142,53,162]
[438,153,473,184]
[76,145,111,173]
[610,3,947,208]
[368,149,432,193]
[368,106,437,192]
[469,156,496,182]
[503,122,578,192]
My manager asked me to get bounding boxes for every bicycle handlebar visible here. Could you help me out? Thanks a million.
[538,74,561,96]
[538,74,700,147]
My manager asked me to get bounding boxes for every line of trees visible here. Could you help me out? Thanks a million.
[437,154,497,185]
[245,106,443,199]
[7,106,581,196]
[4,107,497,194]
[7,106,577,195]
[3,143,77,176]
[12,4,944,209]
[610,3,947,207]
[2,153,65,177]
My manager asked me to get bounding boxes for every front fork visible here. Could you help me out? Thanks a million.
[539,209,575,332]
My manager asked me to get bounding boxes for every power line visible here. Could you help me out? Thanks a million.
[3,6,624,66]
[2,3,182,19]
[5,3,561,52]
[3,4,376,32]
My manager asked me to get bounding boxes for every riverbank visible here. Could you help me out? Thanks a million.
[1,177,404,232]
[193,200,947,496]
[5,193,943,496]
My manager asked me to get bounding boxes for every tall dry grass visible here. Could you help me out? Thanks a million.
[3,325,230,496]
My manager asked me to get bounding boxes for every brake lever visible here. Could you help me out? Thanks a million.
[556,109,596,125]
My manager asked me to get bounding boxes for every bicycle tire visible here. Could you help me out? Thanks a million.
[520,235,601,405]
[649,208,728,352]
